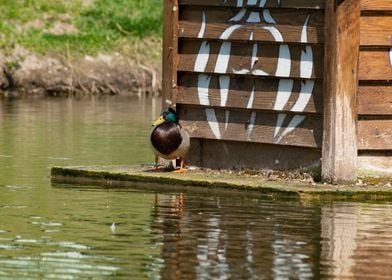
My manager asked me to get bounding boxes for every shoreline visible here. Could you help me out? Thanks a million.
[0,47,161,97]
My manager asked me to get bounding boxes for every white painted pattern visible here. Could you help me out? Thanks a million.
[390,48,392,67]
[247,11,261,23]
[247,112,257,140]
[193,4,316,144]
[229,8,247,22]
[205,108,221,139]
[275,45,291,77]
[215,42,232,73]
[194,41,210,72]
[247,85,256,109]
[262,26,283,42]
[225,110,230,130]
[198,12,206,38]
[263,10,277,24]
[219,76,230,107]
[300,46,313,78]
[274,113,287,137]
[291,80,315,112]
[274,79,294,111]
[220,24,243,39]
[274,115,306,144]
[301,15,310,43]
[197,74,211,106]
[251,43,259,68]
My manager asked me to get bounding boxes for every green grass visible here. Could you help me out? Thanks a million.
[0,0,162,60]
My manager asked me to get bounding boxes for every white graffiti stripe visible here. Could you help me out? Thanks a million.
[247,12,261,23]
[197,74,211,106]
[252,69,270,76]
[205,108,221,139]
[247,112,257,141]
[274,79,294,111]
[220,24,243,39]
[300,46,313,78]
[225,110,230,130]
[194,41,210,72]
[389,48,392,67]
[262,26,283,42]
[263,10,277,24]
[274,113,287,137]
[230,8,247,22]
[233,69,251,74]
[275,45,291,77]
[301,15,310,43]
[275,115,306,144]
[251,43,258,69]
[237,0,244,7]
[291,80,315,112]
[219,76,230,107]
[247,0,257,5]
[247,85,255,109]
[197,12,206,38]
[215,42,232,73]
[259,0,266,7]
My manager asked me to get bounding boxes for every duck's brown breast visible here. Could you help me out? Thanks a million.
[151,122,182,156]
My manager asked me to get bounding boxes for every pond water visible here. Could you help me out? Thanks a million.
[0,96,392,279]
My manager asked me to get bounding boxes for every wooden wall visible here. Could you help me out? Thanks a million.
[358,0,392,173]
[165,0,325,170]
[163,0,391,177]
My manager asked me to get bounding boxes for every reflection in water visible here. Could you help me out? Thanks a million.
[0,97,392,279]
[152,193,321,279]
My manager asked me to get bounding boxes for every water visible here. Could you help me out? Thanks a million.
[1,96,392,279]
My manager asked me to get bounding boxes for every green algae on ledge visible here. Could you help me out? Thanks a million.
[51,165,392,200]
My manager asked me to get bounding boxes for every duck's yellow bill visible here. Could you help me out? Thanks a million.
[153,116,165,126]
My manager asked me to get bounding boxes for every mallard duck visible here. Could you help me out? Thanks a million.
[150,107,190,172]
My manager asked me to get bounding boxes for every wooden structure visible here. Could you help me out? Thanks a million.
[163,0,392,183]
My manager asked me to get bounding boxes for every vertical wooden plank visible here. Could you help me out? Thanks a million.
[322,0,360,184]
[162,0,179,107]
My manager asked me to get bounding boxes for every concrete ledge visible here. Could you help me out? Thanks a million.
[51,165,392,201]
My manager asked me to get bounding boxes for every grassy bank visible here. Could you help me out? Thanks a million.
[0,0,163,95]
[0,0,162,62]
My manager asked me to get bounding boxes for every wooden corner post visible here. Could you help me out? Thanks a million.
[162,0,179,108]
[322,0,361,184]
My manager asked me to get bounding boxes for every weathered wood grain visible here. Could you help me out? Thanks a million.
[361,0,392,11]
[359,50,392,81]
[358,151,392,174]
[163,0,179,106]
[322,0,360,183]
[178,40,323,79]
[358,86,392,115]
[188,139,321,170]
[179,21,323,44]
[360,16,392,47]
[179,105,323,148]
[179,8,324,44]
[179,0,325,9]
[177,73,323,113]
[358,119,392,150]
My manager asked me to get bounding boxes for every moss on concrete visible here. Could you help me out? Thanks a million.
[51,165,392,200]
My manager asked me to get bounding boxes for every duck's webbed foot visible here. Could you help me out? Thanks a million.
[174,158,186,173]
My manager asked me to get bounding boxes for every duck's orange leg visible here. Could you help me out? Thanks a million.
[154,155,159,171]
[174,158,186,173]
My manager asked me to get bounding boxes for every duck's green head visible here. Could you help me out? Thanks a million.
[153,107,178,126]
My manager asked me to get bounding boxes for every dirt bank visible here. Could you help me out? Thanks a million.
[0,46,161,97]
